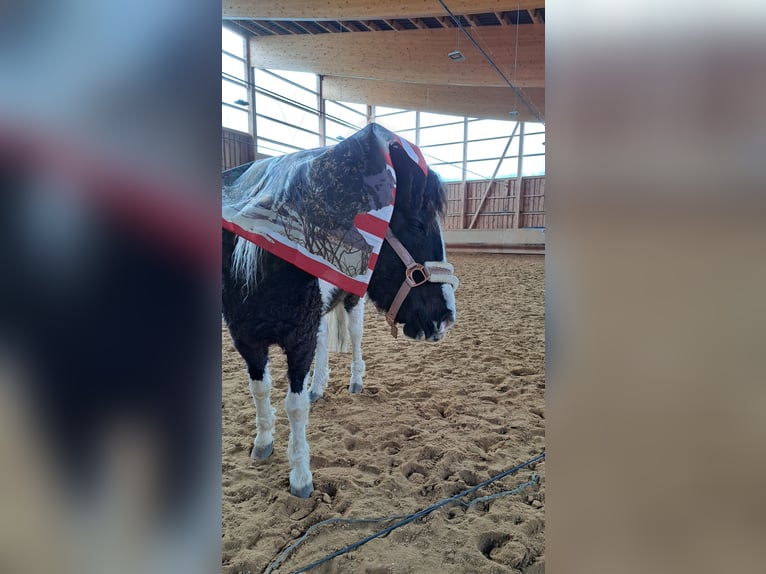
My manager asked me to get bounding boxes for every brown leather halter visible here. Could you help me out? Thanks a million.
[383,228,458,338]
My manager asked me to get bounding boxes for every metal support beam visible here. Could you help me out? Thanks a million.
[318,75,326,145]
[460,116,469,228]
[513,122,525,228]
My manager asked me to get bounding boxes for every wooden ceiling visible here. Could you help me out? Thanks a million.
[223,1,545,123]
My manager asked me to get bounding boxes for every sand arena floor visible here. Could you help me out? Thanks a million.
[222,253,545,574]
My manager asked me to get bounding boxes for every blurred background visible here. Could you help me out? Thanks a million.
[546,1,766,573]
[0,2,221,573]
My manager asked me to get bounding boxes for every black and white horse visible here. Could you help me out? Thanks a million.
[222,142,457,497]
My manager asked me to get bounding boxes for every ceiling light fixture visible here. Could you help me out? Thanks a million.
[438,0,543,124]
[448,18,464,61]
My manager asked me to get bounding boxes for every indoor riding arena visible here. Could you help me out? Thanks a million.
[222,3,546,572]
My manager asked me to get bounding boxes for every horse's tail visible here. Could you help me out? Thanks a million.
[231,236,263,291]
[325,304,350,353]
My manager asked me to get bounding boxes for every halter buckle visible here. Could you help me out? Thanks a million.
[405,263,430,287]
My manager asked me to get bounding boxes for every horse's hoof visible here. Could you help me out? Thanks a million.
[309,391,322,403]
[348,383,363,394]
[290,483,314,498]
[251,442,273,460]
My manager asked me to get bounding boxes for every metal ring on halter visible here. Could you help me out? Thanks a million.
[405,264,430,287]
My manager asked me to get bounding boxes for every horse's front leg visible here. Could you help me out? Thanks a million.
[285,343,315,498]
[347,296,366,394]
[308,316,329,403]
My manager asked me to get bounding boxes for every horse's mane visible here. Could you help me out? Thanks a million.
[424,168,447,218]
[391,146,447,223]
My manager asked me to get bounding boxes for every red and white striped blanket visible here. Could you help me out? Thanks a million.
[222,123,427,296]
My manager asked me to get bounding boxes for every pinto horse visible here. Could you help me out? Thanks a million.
[222,135,458,497]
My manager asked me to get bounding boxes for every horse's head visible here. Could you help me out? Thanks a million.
[367,142,458,342]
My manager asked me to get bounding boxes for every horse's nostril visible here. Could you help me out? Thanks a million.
[440,318,454,332]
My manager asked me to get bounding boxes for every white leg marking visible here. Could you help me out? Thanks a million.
[309,317,330,403]
[285,386,313,497]
[442,283,457,322]
[437,219,457,331]
[348,299,366,394]
[249,365,276,459]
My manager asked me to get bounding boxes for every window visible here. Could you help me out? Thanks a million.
[256,116,319,150]
[419,122,464,146]
[254,69,318,111]
[255,92,318,131]
[251,69,321,153]
[421,142,464,164]
[429,163,464,182]
[222,26,244,57]
[467,137,520,161]
[325,119,361,143]
[419,112,463,128]
[222,106,248,133]
[222,26,248,132]
[523,133,545,155]
[229,55,545,177]
[324,101,367,128]
[375,111,417,133]
[522,155,545,176]
[467,119,518,140]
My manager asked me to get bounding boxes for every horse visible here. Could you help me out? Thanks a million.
[222,131,458,498]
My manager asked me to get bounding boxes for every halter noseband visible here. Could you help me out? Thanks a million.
[383,228,459,338]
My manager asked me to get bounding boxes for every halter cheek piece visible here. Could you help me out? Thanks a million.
[383,228,459,338]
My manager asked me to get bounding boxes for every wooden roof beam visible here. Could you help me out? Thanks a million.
[223,1,547,20]
[466,14,483,27]
[250,25,544,87]
[229,20,260,36]
[233,20,273,36]
[288,21,314,34]
[312,20,340,33]
[348,21,371,32]
[528,8,542,24]
[322,76,544,122]
[255,20,294,35]
[384,19,405,31]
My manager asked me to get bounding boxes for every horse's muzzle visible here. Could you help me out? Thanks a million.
[423,317,455,342]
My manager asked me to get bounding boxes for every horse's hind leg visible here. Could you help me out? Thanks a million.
[346,295,366,394]
[285,344,315,498]
[234,340,275,459]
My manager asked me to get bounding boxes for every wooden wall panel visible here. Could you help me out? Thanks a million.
[443,176,544,230]
[222,128,256,171]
